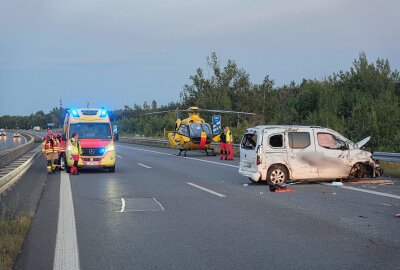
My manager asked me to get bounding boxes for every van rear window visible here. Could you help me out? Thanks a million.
[288,132,310,149]
[241,134,257,150]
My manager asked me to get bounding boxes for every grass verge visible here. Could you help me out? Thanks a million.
[381,161,400,178]
[0,215,33,270]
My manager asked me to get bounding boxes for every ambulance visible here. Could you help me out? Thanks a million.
[63,108,116,172]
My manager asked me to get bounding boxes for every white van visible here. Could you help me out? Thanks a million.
[239,125,382,184]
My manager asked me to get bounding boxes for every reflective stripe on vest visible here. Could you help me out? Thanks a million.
[226,131,232,143]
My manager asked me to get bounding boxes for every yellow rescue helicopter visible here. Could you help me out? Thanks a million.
[146,107,255,156]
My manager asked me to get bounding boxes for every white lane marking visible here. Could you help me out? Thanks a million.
[137,163,152,169]
[118,145,239,168]
[116,155,123,159]
[119,198,126,213]
[187,182,226,198]
[340,185,400,200]
[323,183,400,200]
[153,197,165,211]
[54,172,80,270]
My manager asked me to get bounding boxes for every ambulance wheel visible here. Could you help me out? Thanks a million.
[267,165,288,185]
[108,165,115,173]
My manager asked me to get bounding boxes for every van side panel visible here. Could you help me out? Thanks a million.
[285,129,319,180]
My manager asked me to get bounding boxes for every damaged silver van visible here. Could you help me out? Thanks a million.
[239,125,382,184]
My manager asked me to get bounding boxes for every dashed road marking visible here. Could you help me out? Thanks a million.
[137,163,152,169]
[54,172,80,270]
[153,197,165,211]
[119,198,126,213]
[187,182,226,198]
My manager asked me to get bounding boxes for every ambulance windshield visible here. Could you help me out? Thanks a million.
[69,123,112,139]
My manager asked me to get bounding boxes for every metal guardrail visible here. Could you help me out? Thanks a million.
[0,132,36,169]
[372,152,400,163]
[119,137,171,148]
[119,136,241,148]
[0,145,41,194]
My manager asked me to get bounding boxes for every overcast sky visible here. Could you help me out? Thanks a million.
[0,0,399,116]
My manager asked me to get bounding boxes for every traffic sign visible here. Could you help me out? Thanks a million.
[212,115,221,135]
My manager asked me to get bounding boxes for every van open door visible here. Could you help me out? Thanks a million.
[239,129,262,182]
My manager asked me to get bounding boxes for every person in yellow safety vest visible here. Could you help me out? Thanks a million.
[225,126,234,160]
[42,129,59,175]
[70,133,82,175]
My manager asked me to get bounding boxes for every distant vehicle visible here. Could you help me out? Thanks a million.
[0,129,5,136]
[64,108,116,172]
[33,126,41,131]
[239,125,382,184]
[13,132,21,138]
[113,124,118,141]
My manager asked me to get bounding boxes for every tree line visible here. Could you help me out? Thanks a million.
[1,52,399,151]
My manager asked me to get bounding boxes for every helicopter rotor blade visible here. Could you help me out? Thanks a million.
[144,110,179,115]
[144,108,256,116]
[198,109,255,115]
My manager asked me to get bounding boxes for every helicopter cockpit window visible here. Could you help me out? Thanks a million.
[201,124,212,137]
[189,123,212,138]
[178,125,189,137]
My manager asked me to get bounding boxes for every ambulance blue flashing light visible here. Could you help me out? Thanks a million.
[71,109,79,117]
[100,109,107,117]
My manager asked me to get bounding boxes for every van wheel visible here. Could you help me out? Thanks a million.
[349,163,365,178]
[267,165,288,185]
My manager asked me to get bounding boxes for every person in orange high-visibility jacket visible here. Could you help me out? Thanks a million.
[225,127,234,160]
[70,133,82,175]
[41,129,59,174]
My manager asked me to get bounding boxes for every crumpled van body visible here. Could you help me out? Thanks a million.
[239,125,382,184]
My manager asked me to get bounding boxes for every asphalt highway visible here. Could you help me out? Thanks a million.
[14,142,400,270]
[0,131,26,151]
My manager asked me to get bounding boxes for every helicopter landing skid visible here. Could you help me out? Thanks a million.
[204,148,216,156]
[177,149,187,157]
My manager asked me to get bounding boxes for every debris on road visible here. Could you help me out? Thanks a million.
[346,179,394,185]
[331,182,344,187]
[275,189,297,193]
[242,183,248,187]
[268,183,297,193]
[331,192,337,195]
